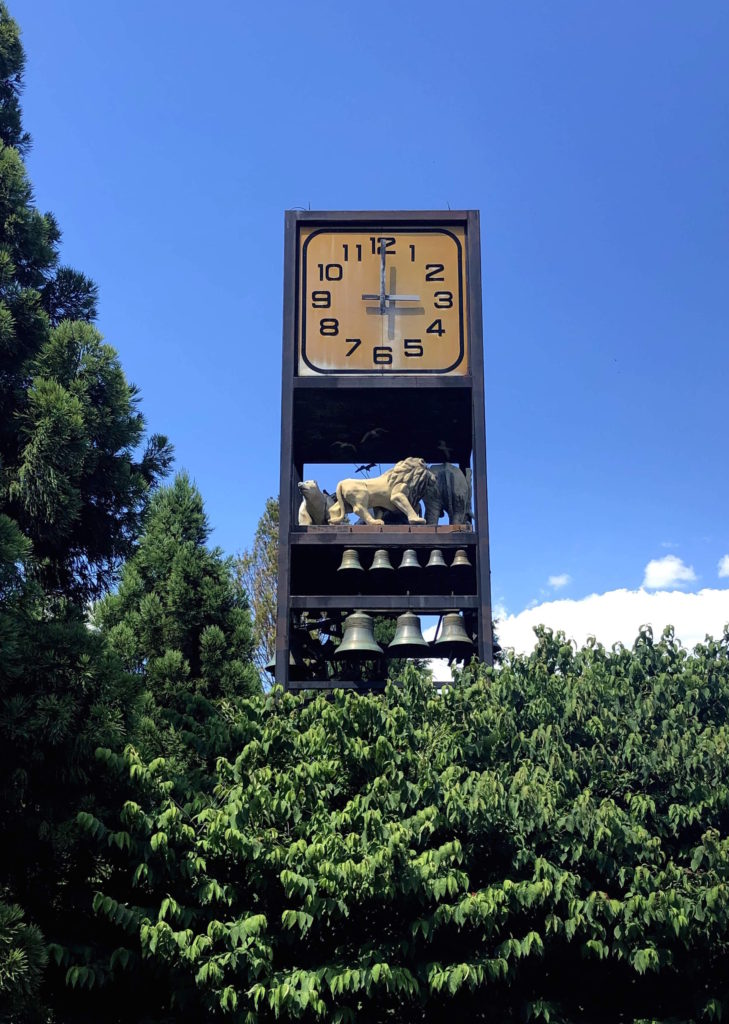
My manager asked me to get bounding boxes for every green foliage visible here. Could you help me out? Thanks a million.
[84,626,729,1023]
[0,4,172,602]
[0,902,47,1020]
[0,4,172,1019]
[0,568,146,1021]
[0,3,29,154]
[96,472,260,702]
[2,310,173,601]
[93,473,261,792]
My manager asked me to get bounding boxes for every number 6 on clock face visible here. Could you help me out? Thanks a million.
[297,226,468,375]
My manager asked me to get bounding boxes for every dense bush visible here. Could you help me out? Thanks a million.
[78,625,729,1023]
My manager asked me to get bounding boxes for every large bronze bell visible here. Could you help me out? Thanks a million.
[387,612,429,658]
[450,548,472,570]
[337,548,364,573]
[333,611,383,659]
[433,611,473,662]
[425,549,447,571]
[398,548,421,571]
[370,548,394,572]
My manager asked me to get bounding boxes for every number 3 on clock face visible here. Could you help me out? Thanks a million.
[296,227,468,375]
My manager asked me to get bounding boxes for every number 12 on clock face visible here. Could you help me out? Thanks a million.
[297,227,468,376]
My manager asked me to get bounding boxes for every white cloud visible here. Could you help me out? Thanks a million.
[497,587,729,655]
[493,601,509,621]
[548,573,571,589]
[642,555,697,590]
[719,555,729,579]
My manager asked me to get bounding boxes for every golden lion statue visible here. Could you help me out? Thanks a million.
[328,457,435,526]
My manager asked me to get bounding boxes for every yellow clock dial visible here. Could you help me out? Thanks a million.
[297,227,468,375]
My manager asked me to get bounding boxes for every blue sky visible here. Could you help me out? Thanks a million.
[13,1,729,647]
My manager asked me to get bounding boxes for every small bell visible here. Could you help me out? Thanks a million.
[370,549,395,572]
[387,612,429,658]
[450,548,472,570]
[425,549,447,571]
[337,548,364,573]
[398,548,421,572]
[264,649,304,679]
[433,611,473,662]
[333,611,383,659]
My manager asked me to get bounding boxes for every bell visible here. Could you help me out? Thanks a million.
[337,548,364,573]
[425,549,447,571]
[370,549,394,572]
[451,548,472,570]
[433,612,473,662]
[333,611,383,659]
[398,549,421,571]
[387,612,429,658]
[264,650,302,678]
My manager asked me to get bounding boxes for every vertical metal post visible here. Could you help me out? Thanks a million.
[466,211,494,665]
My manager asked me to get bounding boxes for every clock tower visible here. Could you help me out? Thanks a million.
[276,210,492,690]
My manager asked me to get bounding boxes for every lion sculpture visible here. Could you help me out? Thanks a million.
[328,457,435,526]
[297,480,336,525]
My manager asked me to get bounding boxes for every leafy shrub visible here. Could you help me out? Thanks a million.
[78,625,729,1023]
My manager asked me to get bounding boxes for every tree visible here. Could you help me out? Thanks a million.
[95,471,261,772]
[80,626,729,1023]
[0,1,172,603]
[21,476,262,1022]
[235,497,278,674]
[0,5,171,1018]
[0,510,148,1022]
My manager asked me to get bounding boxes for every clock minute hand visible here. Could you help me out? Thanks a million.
[361,240,420,308]
[357,241,389,311]
[379,240,386,313]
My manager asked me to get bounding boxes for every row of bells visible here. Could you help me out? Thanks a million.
[336,610,473,662]
[338,547,472,573]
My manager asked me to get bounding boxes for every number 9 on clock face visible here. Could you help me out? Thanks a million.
[296,226,468,375]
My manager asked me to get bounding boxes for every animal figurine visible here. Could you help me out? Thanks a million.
[297,480,336,525]
[423,463,472,525]
[328,457,435,526]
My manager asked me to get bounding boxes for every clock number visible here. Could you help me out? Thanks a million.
[409,244,416,262]
[311,290,331,308]
[433,290,453,308]
[319,318,339,336]
[344,338,361,357]
[370,236,396,255]
[317,263,343,281]
[426,319,445,337]
[342,243,362,262]
[373,345,393,365]
[404,339,423,357]
[425,263,445,282]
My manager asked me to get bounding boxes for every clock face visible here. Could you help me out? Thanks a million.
[297,226,468,375]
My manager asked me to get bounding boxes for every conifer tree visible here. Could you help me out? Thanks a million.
[0,5,171,1018]
[94,472,261,776]
[41,476,262,1023]
[0,1,171,602]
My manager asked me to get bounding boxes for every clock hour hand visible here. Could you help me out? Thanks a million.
[361,293,421,302]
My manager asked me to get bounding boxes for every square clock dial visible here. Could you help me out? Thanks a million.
[297,226,468,375]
